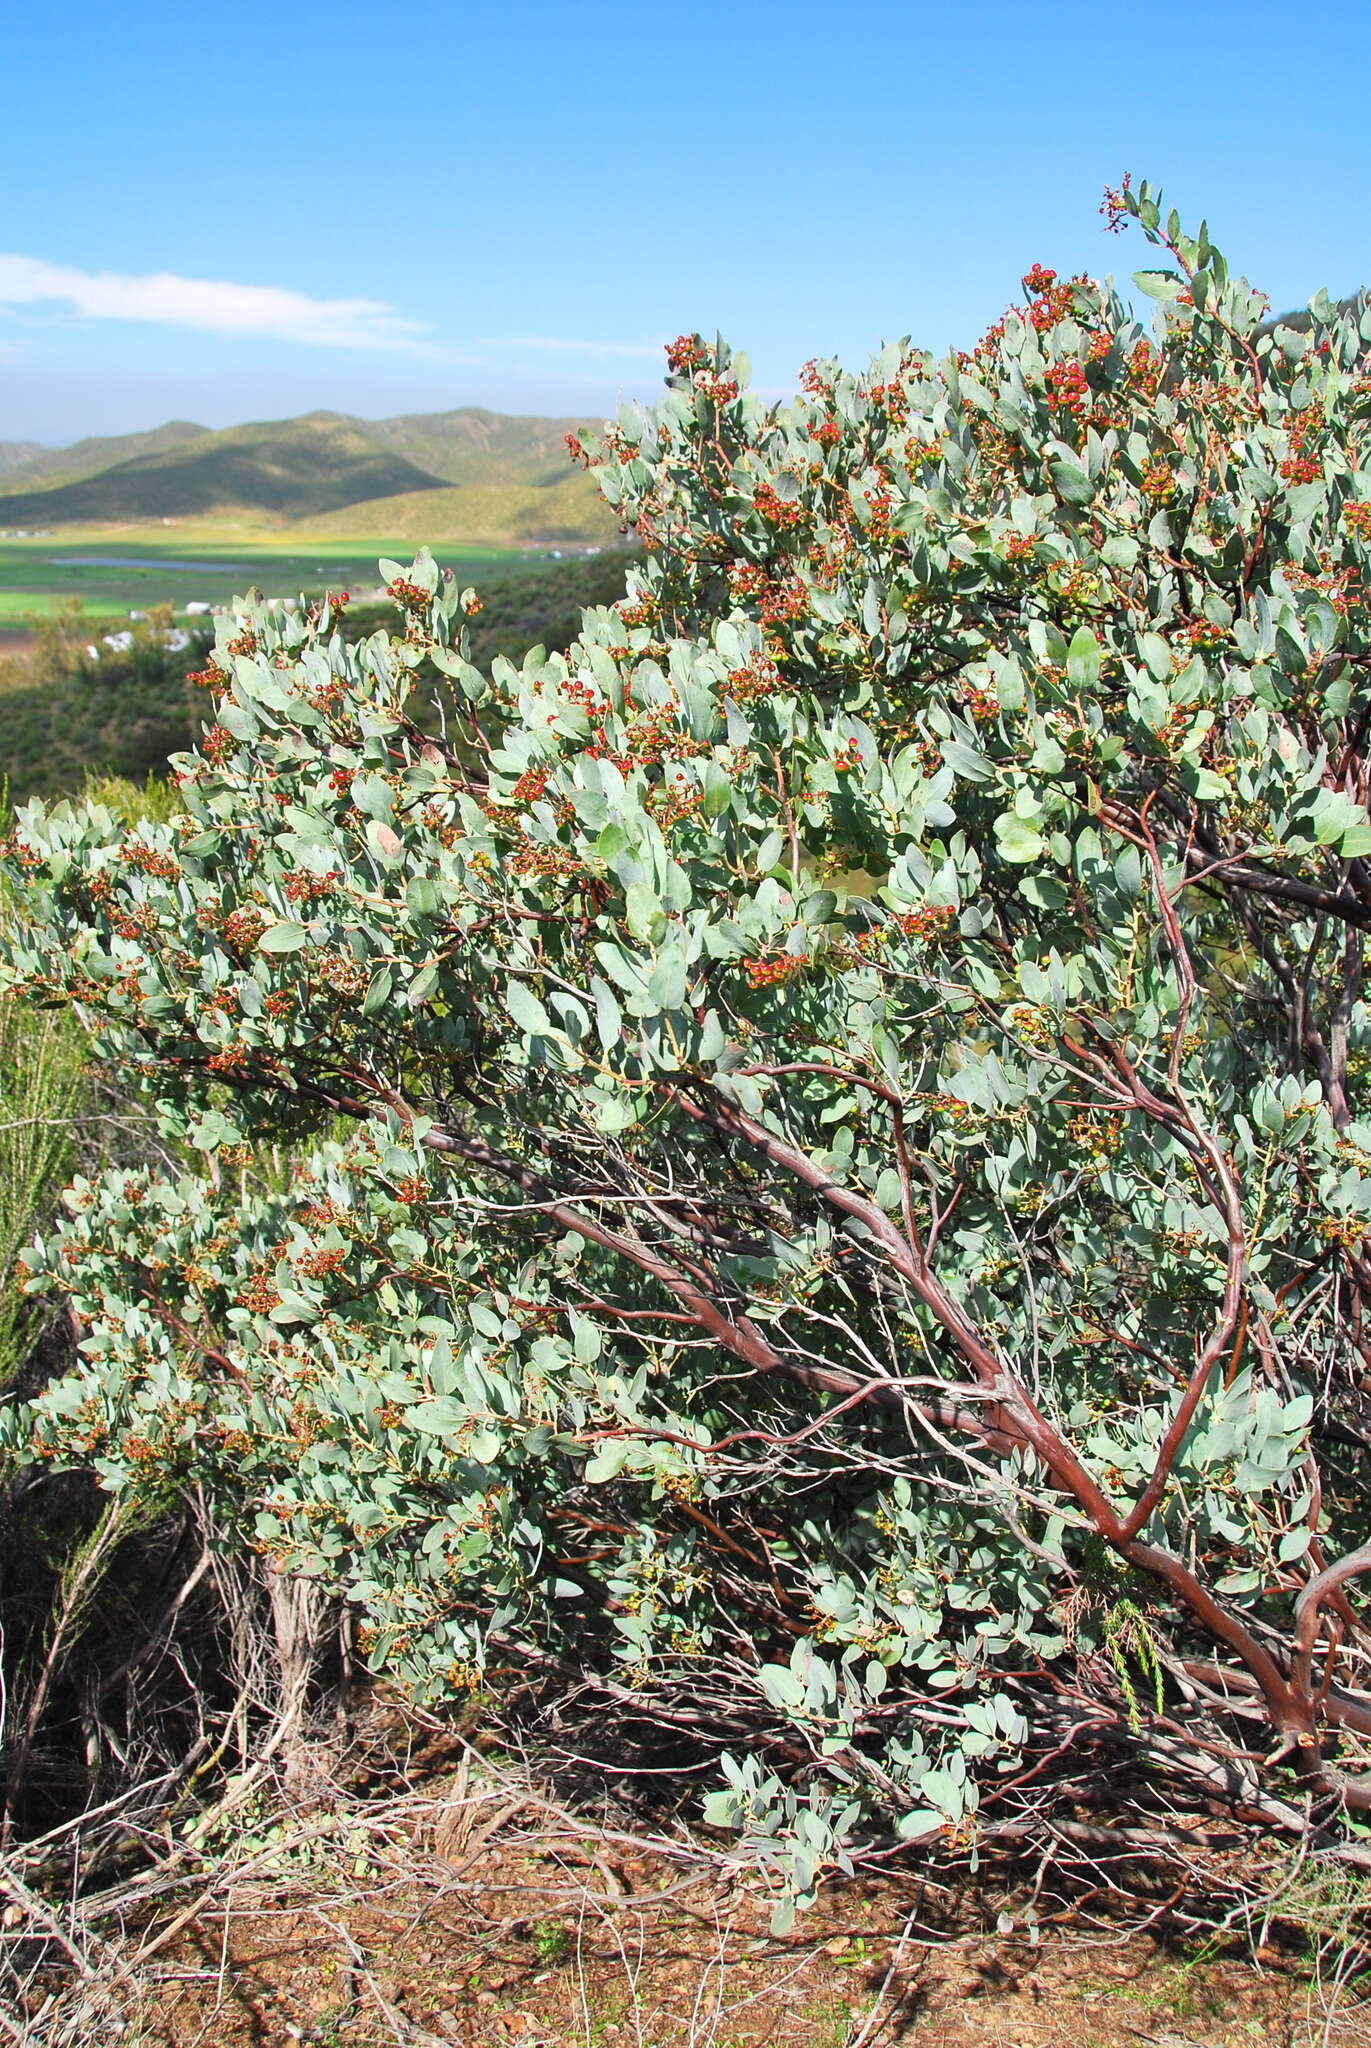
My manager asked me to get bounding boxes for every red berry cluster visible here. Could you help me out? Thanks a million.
[207,1042,252,1076]
[237,1273,283,1314]
[187,658,229,692]
[1343,502,1371,542]
[565,433,589,467]
[897,904,957,941]
[1280,404,1324,485]
[1182,619,1229,653]
[1140,458,1178,503]
[295,1245,347,1281]
[833,738,864,774]
[745,952,811,990]
[808,417,841,450]
[866,380,910,427]
[221,906,266,951]
[693,370,740,406]
[202,725,238,765]
[1004,533,1038,562]
[510,839,583,880]
[511,764,550,805]
[226,628,260,658]
[753,480,805,528]
[1045,359,1090,419]
[464,595,484,616]
[284,868,341,904]
[1127,341,1163,398]
[798,360,832,399]
[726,655,781,703]
[615,597,658,628]
[667,335,711,375]
[120,839,180,880]
[728,563,810,626]
[645,771,705,829]
[1023,267,1082,331]
[961,677,1000,722]
[307,677,347,715]
[387,577,431,610]
[864,483,894,538]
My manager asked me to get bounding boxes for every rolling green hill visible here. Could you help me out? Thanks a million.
[0,440,46,478]
[0,406,607,532]
[0,414,452,525]
[297,471,618,545]
[353,407,595,487]
[0,421,209,496]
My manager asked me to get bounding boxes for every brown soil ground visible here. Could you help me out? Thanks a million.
[119,1873,1360,2048]
[9,1713,1369,2046]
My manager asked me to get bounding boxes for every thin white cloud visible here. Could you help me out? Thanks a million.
[502,335,665,360]
[0,254,433,353]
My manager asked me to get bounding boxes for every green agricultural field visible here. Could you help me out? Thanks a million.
[0,527,535,625]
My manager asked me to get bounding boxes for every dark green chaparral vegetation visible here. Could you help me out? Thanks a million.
[5,181,1371,1928]
[0,551,636,802]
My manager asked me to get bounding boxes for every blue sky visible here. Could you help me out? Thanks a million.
[4,0,1370,445]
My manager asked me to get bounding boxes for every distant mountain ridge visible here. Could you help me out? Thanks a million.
[0,406,607,533]
[0,421,209,495]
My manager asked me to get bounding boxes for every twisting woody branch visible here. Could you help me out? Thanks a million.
[4,178,1371,1921]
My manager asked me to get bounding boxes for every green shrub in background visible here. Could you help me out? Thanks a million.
[5,181,1371,1924]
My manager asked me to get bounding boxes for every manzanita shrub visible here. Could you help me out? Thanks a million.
[5,180,1371,1919]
